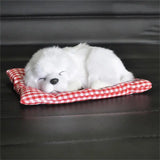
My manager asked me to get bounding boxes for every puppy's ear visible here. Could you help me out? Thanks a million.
[24,63,38,88]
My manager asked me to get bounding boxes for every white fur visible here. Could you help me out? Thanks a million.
[24,43,134,93]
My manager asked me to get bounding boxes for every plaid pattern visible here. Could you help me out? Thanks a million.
[6,68,152,105]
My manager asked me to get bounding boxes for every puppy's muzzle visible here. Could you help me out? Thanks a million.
[50,78,59,85]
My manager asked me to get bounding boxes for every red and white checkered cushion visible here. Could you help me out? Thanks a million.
[6,68,152,105]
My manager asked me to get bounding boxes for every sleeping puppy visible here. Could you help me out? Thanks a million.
[24,43,134,93]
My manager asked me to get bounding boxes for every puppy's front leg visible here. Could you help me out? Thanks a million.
[91,80,112,89]
[67,81,82,92]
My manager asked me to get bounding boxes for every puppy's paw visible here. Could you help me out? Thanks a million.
[67,81,82,92]
[91,80,112,89]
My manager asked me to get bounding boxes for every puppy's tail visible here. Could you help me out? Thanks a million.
[120,71,134,82]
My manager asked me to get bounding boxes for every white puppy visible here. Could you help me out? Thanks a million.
[24,43,134,93]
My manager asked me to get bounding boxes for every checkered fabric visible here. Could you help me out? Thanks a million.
[6,68,152,105]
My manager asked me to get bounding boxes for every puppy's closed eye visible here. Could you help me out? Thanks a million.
[39,78,46,81]
[59,71,66,76]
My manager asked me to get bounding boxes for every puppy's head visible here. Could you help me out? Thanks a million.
[24,47,75,93]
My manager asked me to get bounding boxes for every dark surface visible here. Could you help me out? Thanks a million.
[1,44,159,159]
[2,0,159,16]
[2,17,159,45]
[1,0,160,159]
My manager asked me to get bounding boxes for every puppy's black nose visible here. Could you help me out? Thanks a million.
[50,78,59,85]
